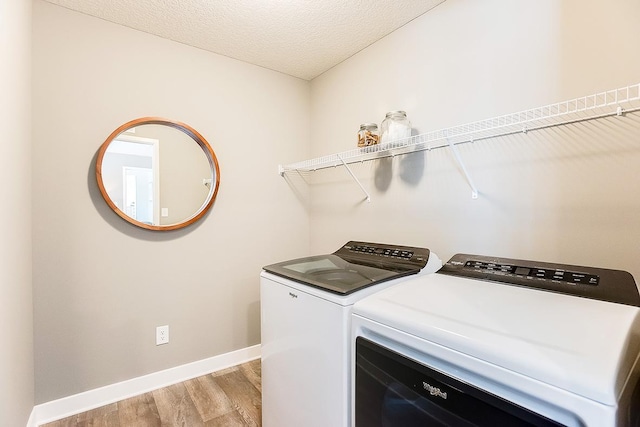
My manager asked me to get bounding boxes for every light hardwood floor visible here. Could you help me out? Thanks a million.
[40,359,262,427]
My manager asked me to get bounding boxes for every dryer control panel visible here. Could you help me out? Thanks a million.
[440,254,640,307]
[463,260,600,285]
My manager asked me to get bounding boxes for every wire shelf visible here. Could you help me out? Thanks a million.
[279,82,640,175]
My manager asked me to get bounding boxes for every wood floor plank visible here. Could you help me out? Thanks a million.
[204,410,248,426]
[210,365,239,378]
[78,410,120,427]
[76,403,118,422]
[184,373,235,422]
[239,359,261,392]
[38,360,262,427]
[117,391,161,427]
[41,415,77,427]
[151,382,205,427]
[59,418,78,427]
[215,369,261,426]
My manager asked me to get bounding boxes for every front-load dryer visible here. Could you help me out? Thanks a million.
[352,253,640,426]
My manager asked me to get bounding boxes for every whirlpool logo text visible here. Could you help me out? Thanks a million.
[423,382,448,399]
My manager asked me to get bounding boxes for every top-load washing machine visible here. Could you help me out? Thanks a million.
[352,253,640,426]
[260,241,442,427]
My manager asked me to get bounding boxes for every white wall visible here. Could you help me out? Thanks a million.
[308,0,640,280]
[30,0,640,408]
[32,0,310,403]
[0,0,34,425]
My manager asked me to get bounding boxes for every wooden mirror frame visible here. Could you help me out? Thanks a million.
[96,117,220,231]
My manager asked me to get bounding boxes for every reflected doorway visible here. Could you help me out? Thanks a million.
[102,134,160,225]
[123,166,154,224]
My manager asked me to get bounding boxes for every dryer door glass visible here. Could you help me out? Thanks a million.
[355,337,566,427]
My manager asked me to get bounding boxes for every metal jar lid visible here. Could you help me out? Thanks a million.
[385,111,407,118]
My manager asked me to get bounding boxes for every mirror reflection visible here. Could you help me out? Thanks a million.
[96,118,220,231]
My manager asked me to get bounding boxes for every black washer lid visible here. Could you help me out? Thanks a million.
[262,241,433,295]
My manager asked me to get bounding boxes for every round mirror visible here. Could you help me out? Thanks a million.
[96,117,220,231]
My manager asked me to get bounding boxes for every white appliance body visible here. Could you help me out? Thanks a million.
[260,242,441,427]
[352,255,640,426]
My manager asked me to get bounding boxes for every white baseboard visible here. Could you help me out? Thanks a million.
[26,409,37,427]
[29,344,261,426]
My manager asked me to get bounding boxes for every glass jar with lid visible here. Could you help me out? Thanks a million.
[380,111,412,145]
[357,123,380,147]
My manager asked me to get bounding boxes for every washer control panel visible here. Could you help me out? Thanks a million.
[350,244,414,260]
[338,241,431,269]
[440,254,639,307]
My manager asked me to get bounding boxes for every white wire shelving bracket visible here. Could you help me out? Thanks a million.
[446,137,478,199]
[337,154,371,202]
[278,82,640,199]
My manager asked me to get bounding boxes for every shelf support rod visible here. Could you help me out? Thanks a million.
[337,154,371,202]
[446,138,479,199]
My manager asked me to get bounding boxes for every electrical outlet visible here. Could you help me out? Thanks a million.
[156,325,169,345]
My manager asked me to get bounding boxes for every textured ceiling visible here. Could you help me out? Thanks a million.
[42,0,446,80]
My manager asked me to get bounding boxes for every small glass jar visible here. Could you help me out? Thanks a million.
[380,111,412,145]
[357,123,380,147]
